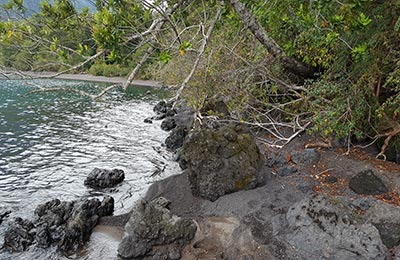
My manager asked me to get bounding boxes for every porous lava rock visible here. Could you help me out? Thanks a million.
[284,194,388,260]
[117,197,196,260]
[84,168,125,189]
[181,123,265,201]
[3,196,114,253]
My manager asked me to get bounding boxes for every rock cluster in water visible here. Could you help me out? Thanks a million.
[3,196,114,253]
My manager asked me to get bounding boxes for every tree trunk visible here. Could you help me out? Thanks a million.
[230,0,316,78]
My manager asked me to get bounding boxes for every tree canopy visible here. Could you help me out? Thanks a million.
[0,0,399,160]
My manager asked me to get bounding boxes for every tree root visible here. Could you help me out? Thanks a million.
[376,125,400,161]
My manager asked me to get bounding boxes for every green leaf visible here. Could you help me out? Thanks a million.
[357,12,371,27]
[159,52,172,64]
[351,43,368,60]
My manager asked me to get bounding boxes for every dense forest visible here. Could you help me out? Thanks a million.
[0,0,399,160]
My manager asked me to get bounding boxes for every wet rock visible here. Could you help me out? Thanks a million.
[165,126,188,151]
[181,123,265,201]
[284,194,388,259]
[153,100,175,121]
[3,196,114,253]
[163,104,194,151]
[3,218,35,252]
[153,100,170,115]
[160,117,176,131]
[84,168,125,189]
[117,197,196,260]
[291,148,320,165]
[144,118,153,124]
[0,209,11,225]
[349,170,388,195]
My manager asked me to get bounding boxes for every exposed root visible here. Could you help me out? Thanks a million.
[305,140,332,149]
[375,125,400,160]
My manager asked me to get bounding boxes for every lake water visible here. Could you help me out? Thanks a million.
[0,78,178,259]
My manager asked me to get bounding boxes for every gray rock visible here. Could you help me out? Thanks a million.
[276,166,297,177]
[153,100,171,115]
[117,197,196,260]
[153,101,176,121]
[163,103,194,151]
[265,153,287,167]
[84,168,125,189]
[165,126,188,151]
[283,194,388,260]
[160,117,176,131]
[144,117,153,124]
[351,197,376,211]
[3,196,114,253]
[182,124,265,201]
[3,218,35,252]
[365,200,400,248]
[0,208,11,225]
[291,148,320,165]
[349,170,388,195]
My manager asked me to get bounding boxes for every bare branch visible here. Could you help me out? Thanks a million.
[46,50,106,78]
[172,7,222,106]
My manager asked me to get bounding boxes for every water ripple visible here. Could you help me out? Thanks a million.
[0,79,178,260]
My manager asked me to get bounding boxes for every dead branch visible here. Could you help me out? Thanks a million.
[23,81,122,101]
[172,7,222,106]
[24,81,96,99]
[47,50,106,78]
[123,2,183,90]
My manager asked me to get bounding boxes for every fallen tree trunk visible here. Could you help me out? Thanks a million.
[230,0,316,78]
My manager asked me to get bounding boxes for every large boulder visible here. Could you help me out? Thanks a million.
[117,197,197,260]
[181,123,265,201]
[283,194,388,260]
[84,168,125,189]
[3,196,114,253]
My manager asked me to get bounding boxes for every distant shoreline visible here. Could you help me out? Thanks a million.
[0,70,164,88]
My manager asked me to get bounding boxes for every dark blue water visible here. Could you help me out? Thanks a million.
[0,79,178,259]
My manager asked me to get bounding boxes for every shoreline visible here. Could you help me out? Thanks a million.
[0,70,164,88]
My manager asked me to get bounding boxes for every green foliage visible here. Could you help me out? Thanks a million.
[88,62,130,77]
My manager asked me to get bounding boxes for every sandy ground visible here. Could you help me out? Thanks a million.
[0,70,164,88]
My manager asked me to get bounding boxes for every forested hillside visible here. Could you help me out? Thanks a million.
[0,0,399,161]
